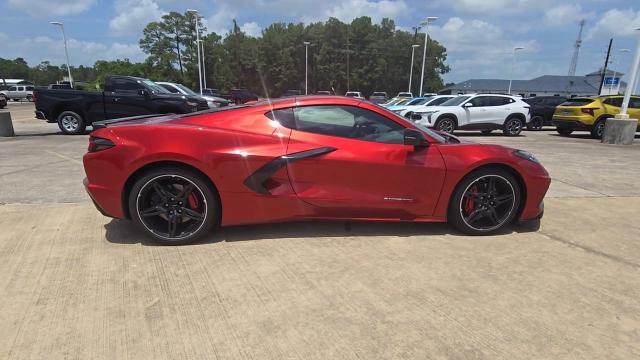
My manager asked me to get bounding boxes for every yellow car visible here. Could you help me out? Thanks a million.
[552,95,640,139]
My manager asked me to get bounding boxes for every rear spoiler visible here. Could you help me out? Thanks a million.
[92,113,171,129]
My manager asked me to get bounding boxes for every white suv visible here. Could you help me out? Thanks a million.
[411,94,531,136]
[397,95,457,117]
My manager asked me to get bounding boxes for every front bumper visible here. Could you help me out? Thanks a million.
[35,110,47,120]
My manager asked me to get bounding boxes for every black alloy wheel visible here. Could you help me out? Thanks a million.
[503,117,523,136]
[129,168,218,245]
[527,116,544,131]
[449,168,521,235]
[590,119,606,139]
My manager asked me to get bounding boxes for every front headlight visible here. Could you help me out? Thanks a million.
[186,101,198,107]
[514,150,540,164]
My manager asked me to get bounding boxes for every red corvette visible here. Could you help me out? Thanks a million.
[83,96,550,245]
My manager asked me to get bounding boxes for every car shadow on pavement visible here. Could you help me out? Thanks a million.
[104,218,540,246]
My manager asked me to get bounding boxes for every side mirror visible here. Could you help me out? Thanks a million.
[410,113,422,121]
[463,102,473,107]
[404,128,428,147]
[138,89,149,97]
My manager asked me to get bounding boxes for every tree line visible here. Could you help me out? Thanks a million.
[1,14,450,97]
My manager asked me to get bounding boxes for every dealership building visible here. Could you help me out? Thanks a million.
[439,69,626,97]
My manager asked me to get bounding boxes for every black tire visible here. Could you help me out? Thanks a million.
[556,127,573,136]
[527,116,544,131]
[57,111,86,135]
[435,117,456,134]
[481,129,493,135]
[128,166,219,245]
[26,94,33,102]
[448,168,522,235]
[503,117,524,136]
[590,118,606,139]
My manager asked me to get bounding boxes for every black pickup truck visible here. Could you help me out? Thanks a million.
[34,76,209,134]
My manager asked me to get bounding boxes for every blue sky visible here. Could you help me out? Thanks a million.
[1,0,639,83]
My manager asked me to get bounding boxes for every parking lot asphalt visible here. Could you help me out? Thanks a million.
[1,102,639,359]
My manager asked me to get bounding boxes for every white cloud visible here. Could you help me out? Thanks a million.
[240,22,262,37]
[326,0,409,23]
[203,6,238,35]
[588,8,640,39]
[0,33,145,66]
[430,17,540,81]
[109,0,166,36]
[8,0,96,17]
[432,0,535,15]
[544,4,593,27]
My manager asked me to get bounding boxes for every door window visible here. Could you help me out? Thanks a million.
[271,105,405,144]
[629,97,640,109]
[603,97,623,107]
[111,78,145,94]
[8,86,16,91]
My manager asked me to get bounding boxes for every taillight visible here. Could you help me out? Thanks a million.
[88,136,115,152]
[581,108,599,116]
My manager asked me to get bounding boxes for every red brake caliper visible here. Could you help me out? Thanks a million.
[188,192,199,209]
[464,185,477,214]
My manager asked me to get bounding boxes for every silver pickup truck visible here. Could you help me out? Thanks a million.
[1,85,34,102]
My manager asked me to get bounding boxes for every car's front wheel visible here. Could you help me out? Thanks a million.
[129,167,219,245]
[448,168,521,235]
[435,117,456,134]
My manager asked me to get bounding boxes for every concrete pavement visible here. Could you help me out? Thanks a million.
[1,102,639,359]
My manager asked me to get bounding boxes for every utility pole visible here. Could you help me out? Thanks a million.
[598,38,613,95]
[50,22,73,88]
[304,41,310,95]
[568,20,585,77]
[408,44,420,93]
[508,47,525,94]
[187,9,202,95]
[419,17,437,97]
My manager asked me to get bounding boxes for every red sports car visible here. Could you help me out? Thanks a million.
[83,96,550,245]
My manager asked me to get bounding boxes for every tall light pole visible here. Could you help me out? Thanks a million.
[187,9,202,95]
[508,46,524,94]
[50,21,73,88]
[304,41,310,95]
[610,49,630,94]
[419,16,437,97]
[408,44,420,93]
[620,28,640,116]
[199,40,207,89]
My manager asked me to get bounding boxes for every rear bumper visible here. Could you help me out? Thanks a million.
[83,177,120,218]
[552,117,592,129]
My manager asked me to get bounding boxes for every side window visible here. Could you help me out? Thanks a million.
[603,97,623,107]
[18,87,24,91]
[8,86,16,91]
[265,108,296,129]
[111,78,145,93]
[467,96,487,107]
[429,97,450,106]
[26,86,34,91]
[162,85,180,94]
[290,105,405,144]
[629,97,640,109]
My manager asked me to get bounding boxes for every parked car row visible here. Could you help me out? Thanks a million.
[0,93,7,109]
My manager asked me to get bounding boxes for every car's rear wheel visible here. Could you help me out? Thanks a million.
[527,116,544,130]
[435,117,456,134]
[503,117,524,136]
[129,167,219,245]
[590,118,606,139]
[57,111,86,135]
[448,168,521,235]
[26,94,33,102]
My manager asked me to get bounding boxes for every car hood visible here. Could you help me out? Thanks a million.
[202,95,230,103]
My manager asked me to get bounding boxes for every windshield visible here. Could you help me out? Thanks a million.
[408,98,431,106]
[440,96,470,106]
[176,83,198,96]
[143,79,170,94]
